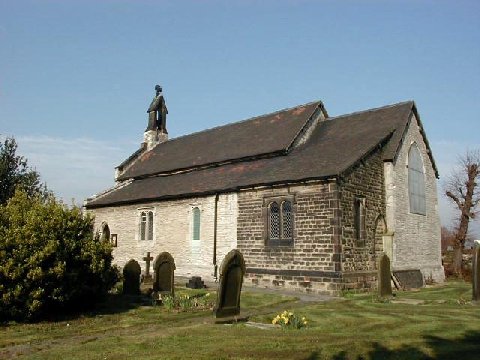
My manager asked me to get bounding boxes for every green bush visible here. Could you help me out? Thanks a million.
[0,190,118,321]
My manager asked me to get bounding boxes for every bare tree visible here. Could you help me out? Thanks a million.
[440,226,455,254]
[444,149,480,275]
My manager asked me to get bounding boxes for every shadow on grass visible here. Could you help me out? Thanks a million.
[304,331,480,360]
[0,293,154,326]
[50,293,154,321]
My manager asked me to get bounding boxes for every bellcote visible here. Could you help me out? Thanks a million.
[144,85,168,149]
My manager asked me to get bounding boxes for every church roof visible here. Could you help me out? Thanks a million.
[117,101,326,180]
[86,100,437,208]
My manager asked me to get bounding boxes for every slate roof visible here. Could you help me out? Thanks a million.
[117,101,326,180]
[86,100,437,208]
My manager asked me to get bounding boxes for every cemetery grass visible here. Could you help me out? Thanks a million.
[0,281,479,359]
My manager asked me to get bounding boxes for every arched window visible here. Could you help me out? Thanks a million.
[100,222,110,243]
[269,202,280,240]
[354,197,366,246]
[408,144,426,215]
[192,207,201,240]
[140,210,154,241]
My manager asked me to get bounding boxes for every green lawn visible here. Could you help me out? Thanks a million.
[1,281,479,359]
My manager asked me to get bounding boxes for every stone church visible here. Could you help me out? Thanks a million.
[85,87,445,294]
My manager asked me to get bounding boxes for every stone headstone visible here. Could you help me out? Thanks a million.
[186,276,206,289]
[153,252,176,296]
[473,241,480,302]
[393,269,424,289]
[123,259,141,295]
[378,253,392,297]
[143,252,154,284]
[214,249,246,318]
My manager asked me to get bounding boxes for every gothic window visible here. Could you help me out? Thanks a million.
[265,197,295,246]
[408,144,426,215]
[354,197,366,247]
[139,210,154,241]
[192,207,201,241]
[100,222,110,243]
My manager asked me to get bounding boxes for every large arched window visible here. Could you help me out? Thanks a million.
[139,210,154,241]
[192,207,201,241]
[408,144,426,215]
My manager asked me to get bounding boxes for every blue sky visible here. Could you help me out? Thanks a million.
[0,0,479,233]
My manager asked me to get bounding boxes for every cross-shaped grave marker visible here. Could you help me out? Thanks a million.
[143,252,154,283]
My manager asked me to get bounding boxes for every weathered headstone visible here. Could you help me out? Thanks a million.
[153,252,176,296]
[473,241,480,302]
[186,276,206,289]
[143,252,154,284]
[378,253,392,297]
[214,249,246,318]
[123,259,141,295]
[392,269,424,289]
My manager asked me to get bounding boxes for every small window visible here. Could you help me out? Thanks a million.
[192,207,201,240]
[408,144,426,215]
[281,201,293,240]
[354,197,366,247]
[266,197,295,246]
[139,210,154,241]
[100,222,110,243]
[269,202,280,240]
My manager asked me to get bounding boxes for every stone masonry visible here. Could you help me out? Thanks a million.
[238,182,343,295]
[91,193,238,281]
[339,149,386,291]
[388,115,445,282]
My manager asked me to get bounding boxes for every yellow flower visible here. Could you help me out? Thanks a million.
[302,317,306,321]
[303,321,308,325]
[288,312,293,317]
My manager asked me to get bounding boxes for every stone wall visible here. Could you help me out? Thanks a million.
[237,182,342,295]
[389,114,444,282]
[90,193,238,281]
[339,150,385,290]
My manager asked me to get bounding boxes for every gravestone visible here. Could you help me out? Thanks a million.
[214,249,246,318]
[143,252,154,284]
[123,259,141,295]
[153,252,176,296]
[393,269,424,289]
[186,276,206,289]
[378,253,392,297]
[473,241,480,302]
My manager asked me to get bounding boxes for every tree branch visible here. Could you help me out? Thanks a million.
[446,191,463,210]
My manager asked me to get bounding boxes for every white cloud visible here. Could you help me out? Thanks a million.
[14,135,138,205]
